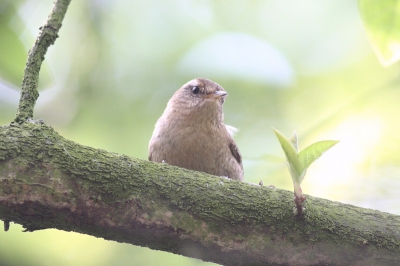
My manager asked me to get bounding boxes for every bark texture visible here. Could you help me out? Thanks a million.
[4,0,400,265]
[1,121,400,266]
[15,0,71,122]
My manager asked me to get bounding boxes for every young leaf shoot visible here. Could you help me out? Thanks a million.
[272,128,339,215]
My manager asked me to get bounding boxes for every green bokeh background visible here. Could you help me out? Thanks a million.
[1,0,399,265]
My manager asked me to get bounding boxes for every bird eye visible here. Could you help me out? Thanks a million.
[192,86,200,95]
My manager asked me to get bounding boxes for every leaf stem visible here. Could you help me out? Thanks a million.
[293,184,306,215]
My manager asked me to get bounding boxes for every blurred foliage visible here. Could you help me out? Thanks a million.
[0,2,26,85]
[359,0,400,66]
[1,0,400,265]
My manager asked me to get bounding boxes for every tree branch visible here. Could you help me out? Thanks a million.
[4,1,400,265]
[1,122,400,266]
[14,0,71,123]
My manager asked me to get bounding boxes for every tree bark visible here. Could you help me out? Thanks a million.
[15,0,71,122]
[2,0,400,265]
[1,121,400,266]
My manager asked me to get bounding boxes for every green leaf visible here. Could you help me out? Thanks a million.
[358,0,400,66]
[298,140,339,181]
[272,128,301,176]
[287,162,303,186]
[289,131,298,152]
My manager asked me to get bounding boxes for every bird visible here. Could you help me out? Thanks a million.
[148,78,243,181]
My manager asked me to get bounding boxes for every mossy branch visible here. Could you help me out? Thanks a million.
[14,0,71,123]
[1,122,400,266]
[4,0,400,265]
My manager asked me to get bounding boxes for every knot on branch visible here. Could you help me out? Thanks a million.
[39,24,60,45]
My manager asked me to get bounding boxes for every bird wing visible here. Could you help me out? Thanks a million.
[229,142,242,165]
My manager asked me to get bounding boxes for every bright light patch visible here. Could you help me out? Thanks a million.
[304,116,383,199]
[178,32,295,87]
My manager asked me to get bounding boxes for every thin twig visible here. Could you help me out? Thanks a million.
[14,0,71,123]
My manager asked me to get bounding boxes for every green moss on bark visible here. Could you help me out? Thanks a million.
[1,122,400,265]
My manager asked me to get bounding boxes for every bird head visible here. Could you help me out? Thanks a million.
[171,78,227,111]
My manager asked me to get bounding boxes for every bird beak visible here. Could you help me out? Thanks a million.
[208,90,228,99]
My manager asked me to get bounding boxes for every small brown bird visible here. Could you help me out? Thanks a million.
[148,78,243,181]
